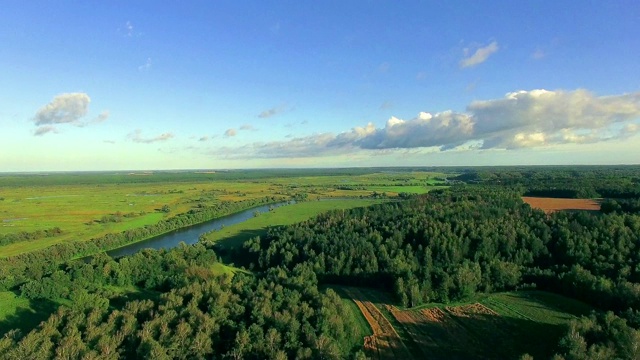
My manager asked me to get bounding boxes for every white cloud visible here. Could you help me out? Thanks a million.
[471,89,640,148]
[32,93,108,135]
[128,129,174,143]
[460,41,499,68]
[34,93,91,126]
[207,89,640,159]
[224,128,237,137]
[258,104,289,118]
[239,124,255,131]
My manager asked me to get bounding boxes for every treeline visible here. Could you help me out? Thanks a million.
[453,166,640,199]
[0,196,285,290]
[0,227,62,247]
[1,244,362,359]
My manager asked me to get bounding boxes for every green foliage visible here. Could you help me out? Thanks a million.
[556,312,640,359]
[2,166,640,359]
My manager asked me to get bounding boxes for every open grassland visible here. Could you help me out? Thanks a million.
[202,199,387,251]
[522,196,601,213]
[0,170,448,257]
[341,288,592,359]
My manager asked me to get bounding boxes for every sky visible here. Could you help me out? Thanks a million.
[1,1,639,171]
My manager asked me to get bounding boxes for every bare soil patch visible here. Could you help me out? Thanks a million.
[522,197,600,213]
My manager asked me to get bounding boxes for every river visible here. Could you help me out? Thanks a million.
[105,201,293,258]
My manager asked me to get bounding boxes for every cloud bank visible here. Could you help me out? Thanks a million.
[32,93,109,135]
[209,89,640,159]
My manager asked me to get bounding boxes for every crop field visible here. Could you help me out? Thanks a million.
[340,288,592,359]
[0,170,447,257]
[522,196,601,213]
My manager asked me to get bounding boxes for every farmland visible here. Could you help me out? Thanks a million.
[336,287,592,359]
[522,196,601,213]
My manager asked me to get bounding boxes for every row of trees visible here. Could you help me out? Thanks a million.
[0,227,62,247]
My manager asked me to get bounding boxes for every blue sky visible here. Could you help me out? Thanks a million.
[1,1,639,171]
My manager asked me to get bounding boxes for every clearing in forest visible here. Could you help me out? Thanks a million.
[343,289,591,359]
[522,196,600,213]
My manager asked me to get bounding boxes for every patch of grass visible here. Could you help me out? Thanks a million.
[323,286,374,355]
[0,291,61,336]
[482,290,592,324]
[474,291,591,357]
[364,185,439,194]
[210,262,250,277]
[326,286,374,338]
[202,199,387,251]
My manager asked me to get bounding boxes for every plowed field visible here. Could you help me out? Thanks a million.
[522,197,600,213]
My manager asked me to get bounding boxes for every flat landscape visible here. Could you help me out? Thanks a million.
[0,170,446,257]
[522,196,601,213]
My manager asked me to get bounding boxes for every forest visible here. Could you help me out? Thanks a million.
[1,166,640,359]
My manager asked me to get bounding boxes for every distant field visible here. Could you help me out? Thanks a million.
[0,171,446,258]
[339,288,591,359]
[522,196,601,213]
[202,199,387,251]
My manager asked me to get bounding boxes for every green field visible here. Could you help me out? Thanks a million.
[0,170,446,258]
[201,199,387,251]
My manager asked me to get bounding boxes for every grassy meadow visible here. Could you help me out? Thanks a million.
[0,170,448,258]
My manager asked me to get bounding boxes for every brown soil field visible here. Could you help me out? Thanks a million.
[522,197,601,213]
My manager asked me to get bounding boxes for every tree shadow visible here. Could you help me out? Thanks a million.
[0,292,60,337]
[207,228,269,266]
